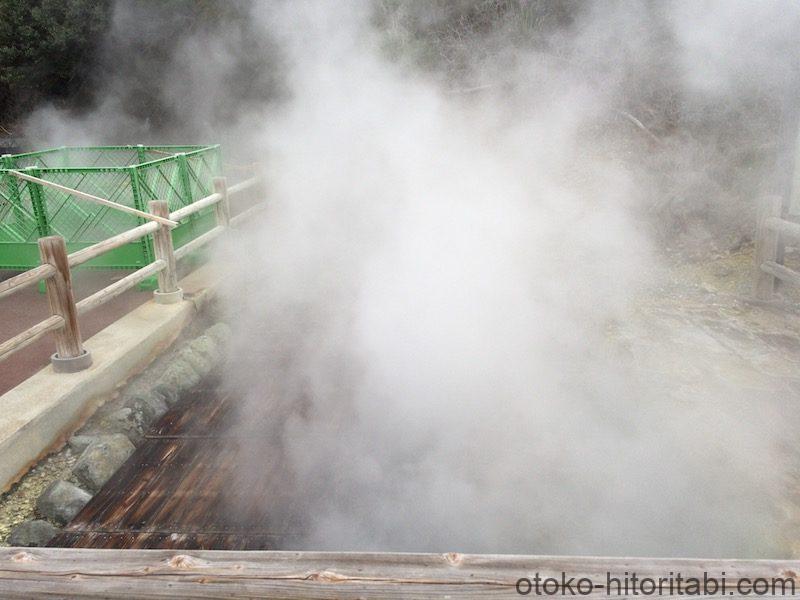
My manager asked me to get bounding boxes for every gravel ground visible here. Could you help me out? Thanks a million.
[0,449,76,545]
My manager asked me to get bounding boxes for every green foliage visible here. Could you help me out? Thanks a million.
[0,0,112,129]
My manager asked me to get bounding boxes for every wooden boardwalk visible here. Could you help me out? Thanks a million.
[49,384,298,550]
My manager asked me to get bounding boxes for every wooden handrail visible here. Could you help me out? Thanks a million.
[761,260,800,287]
[69,221,160,268]
[227,175,261,196]
[169,192,222,222]
[174,225,225,261]
[3,547,800,598]
[0,264,56,301]
[1,219,162,301]
[0,315,64,362]
[76,260,165,315]
[765,215,800,242]
[754,195,800,299]
[168,175,260,222]
[0,174,265,368]
[8,169,179,228]
[230,202,267,228]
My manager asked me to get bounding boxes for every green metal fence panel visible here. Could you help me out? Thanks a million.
[0,145,221,270]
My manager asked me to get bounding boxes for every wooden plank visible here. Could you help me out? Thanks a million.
[75,260,165,315]
[7,169,178,228]
[2,548,800,599]
[761,260,800,288]
[50,388,299,552]
[0,315,64,362]
[38,236,84,359]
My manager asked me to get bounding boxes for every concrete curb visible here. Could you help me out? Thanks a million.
[0,263,220,493]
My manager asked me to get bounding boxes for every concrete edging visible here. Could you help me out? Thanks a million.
[0,263,219,493]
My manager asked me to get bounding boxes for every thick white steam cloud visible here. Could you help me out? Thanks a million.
[219,2,793,557]
[23,0,800,558]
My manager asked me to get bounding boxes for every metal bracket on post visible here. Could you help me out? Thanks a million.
[38,236,92,373]
[149,200,183,304]
[213,176,231,227]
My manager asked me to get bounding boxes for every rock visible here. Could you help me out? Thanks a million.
[72,434,135,493]
[179,347,215,378]
[8,520,58,547]
[205,322,231,346]
[87,408,144,446]
[68,434,97,455]
[152,382,181,406]
[123,390,168,424]
[192,334,223,362]
[36,480,92,525]
[156,358,202,396]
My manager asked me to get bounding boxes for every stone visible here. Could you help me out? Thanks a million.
[72,434,135,493]
[152,382,181,406]
[68,434,97,455]
[205,322,231,346]
[89,408,145,446]
[156,358,202,395]
[36,480,92,525]
[190,334,223,363]
[179,347,215,378]
[123,390,168,424]
[8,520,58,547]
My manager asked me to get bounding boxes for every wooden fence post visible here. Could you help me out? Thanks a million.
[213,177,231,227]
[38,236,92,372]
[754,194,784,300]
[149,201,183,304]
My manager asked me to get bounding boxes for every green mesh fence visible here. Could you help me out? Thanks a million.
[0,145,221,269]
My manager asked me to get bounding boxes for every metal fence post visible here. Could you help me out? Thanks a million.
[27,167,51,238]
[149,200,182,304]
[754,194,784,300]
[212,177,231,227]
[38,235,92,372]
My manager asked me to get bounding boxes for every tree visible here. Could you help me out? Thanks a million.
[0,0,111,131]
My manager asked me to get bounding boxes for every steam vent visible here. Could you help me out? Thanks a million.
[3,1,800,598]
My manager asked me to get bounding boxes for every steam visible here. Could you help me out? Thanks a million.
[220,2,793,557]
[22,0,800,557]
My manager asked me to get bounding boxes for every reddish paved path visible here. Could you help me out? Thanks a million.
[0,270,152,395]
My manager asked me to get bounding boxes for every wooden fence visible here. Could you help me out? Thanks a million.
[0,174,262,372]
[754,194,800,300]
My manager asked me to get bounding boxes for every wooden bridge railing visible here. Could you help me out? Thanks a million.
[2,547,800,599]
[0,174,263,372]
[754,194,800,300]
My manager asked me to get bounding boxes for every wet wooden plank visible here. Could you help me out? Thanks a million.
[49,385,294,550]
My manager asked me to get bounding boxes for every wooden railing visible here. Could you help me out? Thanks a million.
[754,194,800,300]
[0,175,263,372]
[3,547,800,598]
